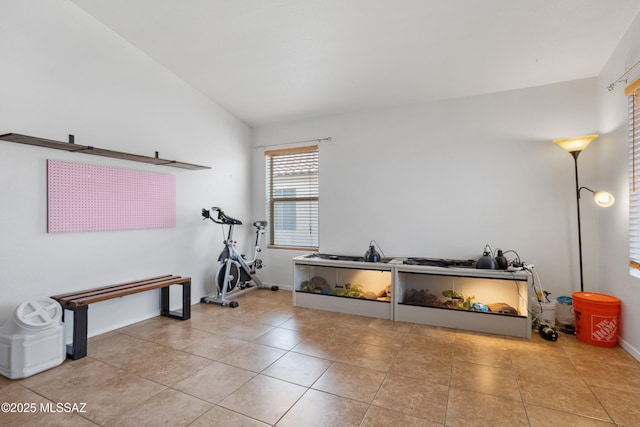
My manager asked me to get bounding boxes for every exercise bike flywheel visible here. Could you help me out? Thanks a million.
[216,263,240,293]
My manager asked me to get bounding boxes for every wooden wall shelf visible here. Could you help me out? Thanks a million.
[0,133,211,170]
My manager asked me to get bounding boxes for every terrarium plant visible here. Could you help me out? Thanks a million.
[300,280,315,292]
[456,295,476,310]
[442,289,475,310]
[442,289,464,300]
[332,283,364,298]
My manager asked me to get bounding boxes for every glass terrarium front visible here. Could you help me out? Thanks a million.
[398,271,527,317]
[295,264,392,303]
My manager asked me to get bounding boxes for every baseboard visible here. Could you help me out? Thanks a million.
[619,337,640,362]
[265,282,293,291]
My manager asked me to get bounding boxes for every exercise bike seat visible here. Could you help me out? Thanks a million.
[253,220,268,230]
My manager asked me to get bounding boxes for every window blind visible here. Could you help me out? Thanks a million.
[627,77,640,268]
[265,145,319,249]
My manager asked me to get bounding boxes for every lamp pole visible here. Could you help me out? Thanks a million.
[571,151,585,292]
[554,134,614,293]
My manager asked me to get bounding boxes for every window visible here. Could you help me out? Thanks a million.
[273,188,297,230]
[628,77,640,269]
[265,145,319,249]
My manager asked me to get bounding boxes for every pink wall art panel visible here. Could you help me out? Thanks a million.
[47,160,176,233]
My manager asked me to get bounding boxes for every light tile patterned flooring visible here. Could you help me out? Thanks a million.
[2,289,640,426]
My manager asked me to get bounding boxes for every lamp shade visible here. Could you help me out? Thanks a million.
[593,191,615,207]
[553,134,599,153]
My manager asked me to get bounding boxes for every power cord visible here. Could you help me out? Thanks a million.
[501,249,522,267]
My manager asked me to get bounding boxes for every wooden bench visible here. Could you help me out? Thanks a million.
[51,275,191,360]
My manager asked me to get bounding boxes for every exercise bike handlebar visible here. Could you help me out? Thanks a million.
[201,207,243,225]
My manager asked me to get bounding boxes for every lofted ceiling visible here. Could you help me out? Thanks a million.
[70,0,640,127]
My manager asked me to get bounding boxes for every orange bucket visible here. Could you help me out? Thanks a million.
[572,292,620,347]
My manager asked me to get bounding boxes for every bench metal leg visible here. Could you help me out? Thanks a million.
[62,304,88,360]
[160,281,191,320]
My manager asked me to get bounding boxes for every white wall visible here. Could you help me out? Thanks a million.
[0,1,252,335]
[252,79,600,299]
[4,0,638,356]
[597,11,640,359]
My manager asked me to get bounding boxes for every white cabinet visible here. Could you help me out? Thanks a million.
[292,255,532,338]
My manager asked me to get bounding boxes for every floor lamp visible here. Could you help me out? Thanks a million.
[553,134,615,292]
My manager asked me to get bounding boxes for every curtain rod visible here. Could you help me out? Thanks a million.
[254,137,332,150]
[607,59,640,92]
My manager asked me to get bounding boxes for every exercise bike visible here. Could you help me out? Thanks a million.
[200,207,278,307]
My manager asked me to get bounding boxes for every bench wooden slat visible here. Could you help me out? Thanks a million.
[53,275,182,305]
[65,276,191,306]
[51,275,174,302]
[55,277,182,304]
[51,275,192,360]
